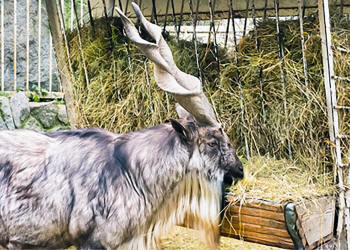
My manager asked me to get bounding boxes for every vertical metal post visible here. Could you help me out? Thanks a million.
[70,0,74,30]
[162,0,170,32]
[57,0,75,82]
[189,0,202,82]
[151,0,158,25]
[80,0,83,25]
[13,0,17,90]
[298,0,309,92]
[72,0,90,85]
[224,8,231,49]
[252,0,265,120]
[243,0,249,37]
[26,0,30,91]
[170,0,178,42]
[209,0,220,73]
[263,0,268,19]
[229,0,250,159]
[177,0,185,40]
[318,0,348,248]
[87,0,95,35]
[38,0,41,89]
[0,0,3,91]
[49,35,52,93]
[275,0,292,158]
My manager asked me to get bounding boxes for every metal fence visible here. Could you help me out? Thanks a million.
[0,0,62,96]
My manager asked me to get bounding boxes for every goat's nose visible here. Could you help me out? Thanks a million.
[239,164,243,172]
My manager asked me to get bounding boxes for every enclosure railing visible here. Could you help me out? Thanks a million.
[0,0,63,98]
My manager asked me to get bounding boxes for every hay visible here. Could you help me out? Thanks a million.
[230,155,336,202]
[66,11,350,201]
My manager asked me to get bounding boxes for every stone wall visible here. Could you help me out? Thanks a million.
[0,92,69,132]
[2,0,60,91]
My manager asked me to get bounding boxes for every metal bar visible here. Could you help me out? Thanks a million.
[125,0,129,13]
[57,0,75,82]
[229,0,250,159]
[284,202,304,250]
[318,0,347,246]
[26,0,30,91]
[263,0,268,19]
[14,0,17,90]
[72,0,90,85]
[224,7,231,48]
[170,0,178,42]
[1,0,4,91]
[87,0,95,35]
[252,0,265,120]
[102,0,113,50]
[275,0,292,159]
[70,0,74,30]
[80,0,84,25]
[189,0,202,82]
[38,0,41,89]
[209,0,220,73]
[126,4,350,20]
[49,35,52,93]
[151,0,158,24]
[162,0,170,32]
[243,0,249,37]
[177,0,185,40]
[298,0,309,91]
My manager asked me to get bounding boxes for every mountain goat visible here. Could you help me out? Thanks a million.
[0,3,243,250]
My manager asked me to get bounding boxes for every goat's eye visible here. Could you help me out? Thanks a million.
[208,142,217,148]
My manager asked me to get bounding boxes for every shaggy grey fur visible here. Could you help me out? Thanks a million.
[0,118,243,249]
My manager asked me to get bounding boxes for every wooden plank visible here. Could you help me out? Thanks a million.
[228,214,287,230]
[295,197,335,248]
[228,205,285,222]
[227,197,284,212]
[228,222,290,238]
[221,233,294,249]
[221,229,294,249]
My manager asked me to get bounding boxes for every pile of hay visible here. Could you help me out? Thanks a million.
[66,11,350,201]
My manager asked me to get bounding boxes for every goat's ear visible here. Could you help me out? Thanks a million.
[170,119,193,142]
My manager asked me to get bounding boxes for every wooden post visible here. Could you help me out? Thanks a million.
[45,0,77,128]
[318,0,348,248]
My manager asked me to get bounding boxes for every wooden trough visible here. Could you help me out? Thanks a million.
[220,196,336,249]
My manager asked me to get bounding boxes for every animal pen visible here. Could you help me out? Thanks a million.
[2,0,350,249]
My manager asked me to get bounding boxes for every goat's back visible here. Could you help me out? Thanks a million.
[0,128,123,249]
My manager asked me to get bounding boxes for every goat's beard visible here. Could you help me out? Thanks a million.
[119,173,222,250]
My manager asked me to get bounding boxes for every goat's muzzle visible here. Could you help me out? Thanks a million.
[223,160,244,186]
